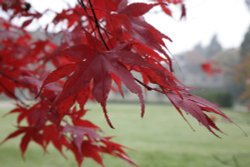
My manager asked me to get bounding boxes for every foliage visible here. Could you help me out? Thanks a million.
[0,0,234,166]
[239,2,250,109]
[246,0,250,11]
[240,26,250,59]
[237,53,250,106]
[204,35,222,58]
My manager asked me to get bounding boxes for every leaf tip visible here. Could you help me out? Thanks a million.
[101,104,115,129]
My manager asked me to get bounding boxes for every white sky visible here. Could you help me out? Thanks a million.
[146,0,250,54]
[26,0,250,54]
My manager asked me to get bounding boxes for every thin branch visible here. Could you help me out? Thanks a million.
[0,71,19,83]
[77,0,113,48]
[134,78,163,93]
[87,0,109,50]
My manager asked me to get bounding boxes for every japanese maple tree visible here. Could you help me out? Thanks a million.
[0,0,234,166]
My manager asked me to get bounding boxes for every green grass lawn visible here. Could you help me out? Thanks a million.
[1,103,250,167]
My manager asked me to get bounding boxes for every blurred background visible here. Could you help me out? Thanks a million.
[1,0,250,167]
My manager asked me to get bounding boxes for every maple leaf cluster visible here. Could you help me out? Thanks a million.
[0,0,233,166]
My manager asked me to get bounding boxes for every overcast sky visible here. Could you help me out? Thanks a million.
[26,0,250,54]
[146,0,250,54]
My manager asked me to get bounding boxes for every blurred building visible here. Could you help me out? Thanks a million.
[174,35,226,89]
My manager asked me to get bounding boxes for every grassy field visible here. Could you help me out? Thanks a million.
[0,103,250,167]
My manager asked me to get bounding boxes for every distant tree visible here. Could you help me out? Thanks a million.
[193,35,222,58]
[237,53,250,105]
[238,0,250,109]
[246,0,250,10]
[205,35,222,57]
[194,43,205,55]
[240,27,250,59]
